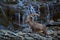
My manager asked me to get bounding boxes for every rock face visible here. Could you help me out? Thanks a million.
[0,29,58,40]
[22,28,32,33]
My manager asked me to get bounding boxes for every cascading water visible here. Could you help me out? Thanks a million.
[13,0,24,26]
[18,13,20,26]
[22,6,30,24]
[46,3,50,23]
[17,0,23,7]
[29,4,36,14]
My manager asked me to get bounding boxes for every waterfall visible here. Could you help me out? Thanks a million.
[46,3,50,22]
[17,0,23,6]
[23,5,31,24]
[18,13,20,26]
[12,0,24,25]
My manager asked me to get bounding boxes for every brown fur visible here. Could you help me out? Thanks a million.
[26,14,48,34]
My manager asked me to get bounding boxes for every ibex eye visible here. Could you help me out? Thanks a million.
[30,17,33,19]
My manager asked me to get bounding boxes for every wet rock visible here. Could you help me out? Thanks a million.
[27,33,47,40]
[0,30,17,40]
[16,36,24,40]
[24,37,34,40]
[28,33,40,39]
[0,29,57,40]
[24,34,29,37]
[16,31,26,36]
[57,31,60,39]
[57,31,60,34]
[22,28,32,33]
[47,30,54,35]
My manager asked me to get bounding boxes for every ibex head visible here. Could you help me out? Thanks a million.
[25,14,40,23]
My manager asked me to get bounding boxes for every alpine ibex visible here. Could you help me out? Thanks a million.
[26,14,48,34]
